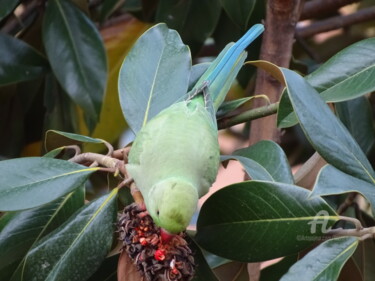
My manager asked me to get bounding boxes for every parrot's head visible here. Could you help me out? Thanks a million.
[148,178,198,235]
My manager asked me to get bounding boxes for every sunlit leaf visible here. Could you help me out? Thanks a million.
[119,23,191,133]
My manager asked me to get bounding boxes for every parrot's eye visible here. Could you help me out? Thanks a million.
[156,210,160,216]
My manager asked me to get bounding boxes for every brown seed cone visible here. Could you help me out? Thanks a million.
[118,203,195,281]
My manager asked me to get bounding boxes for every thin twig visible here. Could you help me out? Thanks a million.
[64,145,81,157]
[218,102,279,130]
[300,0,361,20]
[297,6,375,38]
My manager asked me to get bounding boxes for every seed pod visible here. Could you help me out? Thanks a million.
[118,203,195,281]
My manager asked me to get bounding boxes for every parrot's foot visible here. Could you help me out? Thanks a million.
[118,203,195,281]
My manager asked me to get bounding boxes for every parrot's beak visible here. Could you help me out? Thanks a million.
[160,228,175,243]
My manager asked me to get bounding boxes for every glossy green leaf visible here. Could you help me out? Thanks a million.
[196,181,338,262]
[280,237,358,281]
[0,188,84,280]
[278,38,375,128]
[0,0,19,21]
[336,96,375,155]
[12,189,118,281]
[260,255,298,281]
[0,33,48,86]
[234,140,294,184]
[311,165,375,210]
[42,0,107,130]
[281,68,375,184]
[219,0,256,29]
[187,236,219,281]
[155,0,221,54]
[0,157,98,211]
[119,23,191,133]
[309,38,375,102]
[44,130,106,152]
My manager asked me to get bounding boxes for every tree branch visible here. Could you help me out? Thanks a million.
[297,6,375,38]
[248,0,304,145]
[218,102,278,130]
[300,0,360,20]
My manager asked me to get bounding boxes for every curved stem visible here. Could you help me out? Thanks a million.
[218,102,279,129]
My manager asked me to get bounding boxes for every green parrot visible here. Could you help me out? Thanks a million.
[126,24,264,237]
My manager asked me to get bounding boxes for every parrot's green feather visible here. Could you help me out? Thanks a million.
[126,24,264,233]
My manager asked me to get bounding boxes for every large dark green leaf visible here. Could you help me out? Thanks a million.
[278,37,375,128]
[42,0,107,129]
[280,237,358,281]
[219,0,256,29]
[0,0,19,20]
[0,33,48,85]
[0,157,98,211]
[44,130,106,152]
[119,23,191,133]
[196,181,338,262]
[336,96,375,155]
[0,188,84,280]
[234,140,294,184]
[281,68,375,184]
[12,189,118,281]
[311,165,375,210]
[155,0,221,54]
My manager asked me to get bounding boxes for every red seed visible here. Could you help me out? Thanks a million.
[154,249,166,261]
[139,237,147,246]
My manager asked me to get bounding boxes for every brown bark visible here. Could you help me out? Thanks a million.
[248,0,304,145]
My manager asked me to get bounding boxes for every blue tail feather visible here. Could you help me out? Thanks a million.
[206,24,265,84]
